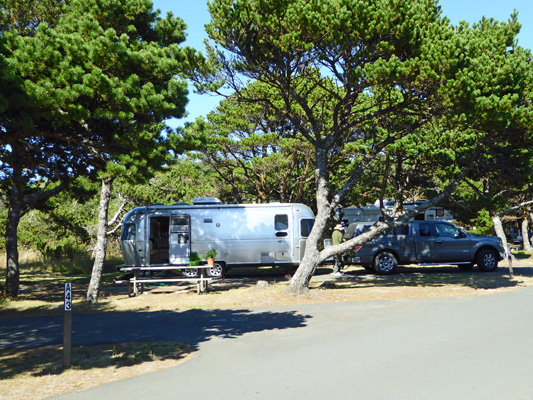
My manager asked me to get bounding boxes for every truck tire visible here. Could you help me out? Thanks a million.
[206,262,226,278]
[476,249,499,272]
[373,252,398,275]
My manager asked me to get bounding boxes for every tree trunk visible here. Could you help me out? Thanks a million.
[286,149,331,294]
[492,215,513,277]
[522,217,532,252]
[3,170,67,297]
[86,177,113,303]
[4,201,22,297]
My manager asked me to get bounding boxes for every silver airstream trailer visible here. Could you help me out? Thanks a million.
[119,198,315,278]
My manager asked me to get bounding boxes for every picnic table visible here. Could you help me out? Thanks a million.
[116,265,218,296]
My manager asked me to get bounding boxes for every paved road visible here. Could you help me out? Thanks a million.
[3,286,531,399]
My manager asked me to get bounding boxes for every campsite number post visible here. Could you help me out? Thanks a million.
[63,282,72,368]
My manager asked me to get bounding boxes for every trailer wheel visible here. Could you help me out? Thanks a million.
[373,252,398,275]
[206,262,226,278]
[183,268,199,278]
[477,249,499,272]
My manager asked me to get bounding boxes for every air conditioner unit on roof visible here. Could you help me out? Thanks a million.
[192,197,222,205]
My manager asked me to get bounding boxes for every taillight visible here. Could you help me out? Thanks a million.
[353,246,361,252]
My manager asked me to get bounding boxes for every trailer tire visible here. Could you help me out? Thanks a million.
[183,268,199,278]
[477,249,499,272]
[373,252,398,275]
[206,262,226,278]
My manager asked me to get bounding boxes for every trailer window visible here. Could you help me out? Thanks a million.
[122,223,136,240]
[170,215,189,233]
[300,219,314,237]
[275,214,289,231]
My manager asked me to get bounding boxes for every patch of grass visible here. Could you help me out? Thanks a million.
[0,343,193,400]
[513,250,533,259]
[0,342,184,380]
[0,249,123,278]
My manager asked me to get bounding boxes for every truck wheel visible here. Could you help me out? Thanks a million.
[477,249,499,272]
[373,252,398,275]
[206,262,226,278]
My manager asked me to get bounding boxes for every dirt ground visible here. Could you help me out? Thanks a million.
[2,259,533,400]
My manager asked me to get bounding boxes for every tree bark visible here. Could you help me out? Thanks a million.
[86,177,113,303]
[3,159,66,297]
[4,200,22,297]
[286,148,332,294]
[522,217,532,252]
[492,215,513,277]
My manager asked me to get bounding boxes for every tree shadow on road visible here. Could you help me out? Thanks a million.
[0,307,312,378]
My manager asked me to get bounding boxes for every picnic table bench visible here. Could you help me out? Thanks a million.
[116,265,218,296]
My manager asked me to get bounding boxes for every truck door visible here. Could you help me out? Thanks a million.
[415,223,436,262]
[169,214,191,265]
[431,222,471,262]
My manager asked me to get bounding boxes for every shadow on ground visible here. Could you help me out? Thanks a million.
[329,264,533,291]
[0,307,312,380]
[0,307,312,348]
[0,342,190,380]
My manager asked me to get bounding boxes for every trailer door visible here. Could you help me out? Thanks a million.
[169,214,191,265]
[274,214,291,261]
[121,223,138,265]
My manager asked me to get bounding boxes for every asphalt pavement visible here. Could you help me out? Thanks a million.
[2,285,532,400]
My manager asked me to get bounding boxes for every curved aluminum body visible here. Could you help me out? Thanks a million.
[120,202,315,268]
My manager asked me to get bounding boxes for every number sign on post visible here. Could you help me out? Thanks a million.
[64,282,72,311]
[63,283,72,368]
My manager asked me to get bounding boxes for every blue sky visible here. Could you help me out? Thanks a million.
[153,0,533,127]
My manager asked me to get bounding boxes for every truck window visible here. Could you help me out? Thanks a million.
[122,223,136,240]
[275,214,289,231]
[300,219,314,237]
[392,225,409,235]
[419,223,431,237]
[435,223,459,238]
[354,225,371,236]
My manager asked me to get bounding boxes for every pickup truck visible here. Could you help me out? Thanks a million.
[346,221,505,275]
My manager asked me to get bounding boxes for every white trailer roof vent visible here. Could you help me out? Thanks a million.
[192,197,223,205]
